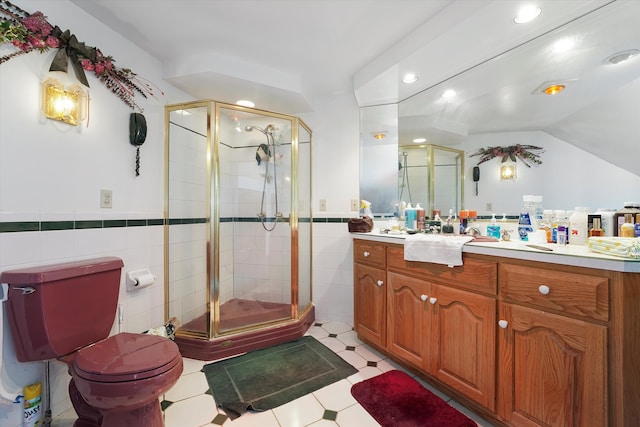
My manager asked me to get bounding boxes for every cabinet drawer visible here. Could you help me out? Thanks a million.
[387,245,497,295]
[354,240,386,268]
[499,264,609,322]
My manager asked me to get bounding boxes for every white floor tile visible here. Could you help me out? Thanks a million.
[164,370,211,402]
[319,321,352,335]
[312,379,358,411]
[220,409,281,426]
[164,394,219,427]
[272,393,326,427]
[336,403,380,427]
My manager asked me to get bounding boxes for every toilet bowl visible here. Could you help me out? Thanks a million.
[0,257,183,427]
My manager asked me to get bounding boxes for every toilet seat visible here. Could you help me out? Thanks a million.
[72,332,181,383]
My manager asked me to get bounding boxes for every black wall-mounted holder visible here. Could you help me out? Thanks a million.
[129,113,147,176]
[473,166,480,196]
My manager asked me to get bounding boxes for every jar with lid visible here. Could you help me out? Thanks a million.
[613,202,640,236]
[620,214,636,237]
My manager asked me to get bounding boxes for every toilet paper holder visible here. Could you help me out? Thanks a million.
[126,269,156,292]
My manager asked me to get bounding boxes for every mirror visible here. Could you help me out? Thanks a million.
[362,1,640,216]
[398,145,464,218]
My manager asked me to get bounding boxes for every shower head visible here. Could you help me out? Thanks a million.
[245,124,275,135]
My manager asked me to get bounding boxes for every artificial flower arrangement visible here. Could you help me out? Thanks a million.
[469,144,544,167]
[0,0,160,112]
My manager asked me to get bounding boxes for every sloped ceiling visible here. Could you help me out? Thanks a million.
[70,0,638,176]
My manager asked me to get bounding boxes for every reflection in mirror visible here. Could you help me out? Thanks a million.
[363,1,640,216]
[398,145,464,218]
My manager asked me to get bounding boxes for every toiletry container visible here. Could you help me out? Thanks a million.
[613,202,640,236]
[540,209,554,243]
[518,195,535,241]
[405,203,416,230]
[620,213,636,237]
[415,203,425,230]
[486,214,501,239]
[595,208,616,237]
[569,207,589,245]
[589,217,604,237]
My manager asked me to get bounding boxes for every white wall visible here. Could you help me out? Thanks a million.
[459,131,640,216]
[0,1,192,425]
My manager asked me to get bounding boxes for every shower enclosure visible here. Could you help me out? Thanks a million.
[164,101,314,360]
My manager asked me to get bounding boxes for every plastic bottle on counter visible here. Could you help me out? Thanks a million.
[569,207,590,245]
[518,195,541,241]
[635,214,640,237]
[405,203,416,230]
[539,209,554,243]
[415,203,425,230]
[486,214,501,239]
[589,217,604,237]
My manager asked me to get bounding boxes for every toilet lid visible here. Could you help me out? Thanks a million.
[72,332,181,383]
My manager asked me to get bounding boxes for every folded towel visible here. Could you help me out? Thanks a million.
[588,237,640,259]
[404,234,474,267]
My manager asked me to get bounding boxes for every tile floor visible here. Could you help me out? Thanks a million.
[53,321,495,427]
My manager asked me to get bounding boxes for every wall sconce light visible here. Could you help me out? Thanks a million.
[41,79,88,126]
[500,158,517,181]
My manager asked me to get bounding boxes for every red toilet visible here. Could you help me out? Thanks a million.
[1,257,183,427]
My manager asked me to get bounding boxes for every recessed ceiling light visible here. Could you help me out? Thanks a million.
[604,49,640,65]
[413,138,426,143]
[236,100,255,108]
[543,84,566,95]
[402,73,418,84]
[514,5,541,24]
[442,89,457,99]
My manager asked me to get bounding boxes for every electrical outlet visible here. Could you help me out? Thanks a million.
[486,202,492,211]
[319,199,327,211]
[101,189,113,208]
[351,198,359,211]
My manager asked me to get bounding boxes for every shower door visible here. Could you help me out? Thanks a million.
[165,101,312,340]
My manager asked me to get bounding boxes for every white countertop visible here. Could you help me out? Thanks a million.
[351,231,640,273]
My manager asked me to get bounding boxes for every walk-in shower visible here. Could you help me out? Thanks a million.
[164,101,313,360]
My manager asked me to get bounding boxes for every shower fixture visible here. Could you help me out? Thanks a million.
[398,151,413,204]
[246,123,281,231]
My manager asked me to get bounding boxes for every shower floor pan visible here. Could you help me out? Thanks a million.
[174,299,315,361]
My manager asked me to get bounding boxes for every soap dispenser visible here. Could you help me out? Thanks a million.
[487,214,501,239]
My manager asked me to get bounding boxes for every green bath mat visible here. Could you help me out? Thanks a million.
[202,335,358,419]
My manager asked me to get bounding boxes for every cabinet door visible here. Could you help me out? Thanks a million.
[429,284,496,410]
[387,272,430,369]
[498,302,607,427]
[354,263,386,347]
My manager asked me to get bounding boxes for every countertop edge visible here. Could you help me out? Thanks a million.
[350,232,640,273]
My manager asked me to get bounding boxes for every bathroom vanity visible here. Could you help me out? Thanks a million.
[353,234,640,427]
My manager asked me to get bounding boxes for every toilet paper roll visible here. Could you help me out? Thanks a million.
[133,273,155,287]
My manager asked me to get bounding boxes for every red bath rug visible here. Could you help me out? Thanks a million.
[351,370,477,427]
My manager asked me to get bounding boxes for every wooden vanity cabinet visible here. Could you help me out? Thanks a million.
[353,240,387,347]
[353,238,640,426]
[497,263,609,427]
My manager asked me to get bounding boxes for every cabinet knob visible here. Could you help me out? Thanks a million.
[429,297,437,305]
[538,285,550,295]
[498,320,508,329]
[420,294,428,301]
[377,280,384,286]
[363,251,370,257]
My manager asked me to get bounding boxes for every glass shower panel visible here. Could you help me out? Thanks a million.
[216,106,293,333]
[166,104,211,337]
[297,120,312,315]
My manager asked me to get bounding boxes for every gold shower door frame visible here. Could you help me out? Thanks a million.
[164,100,313,341]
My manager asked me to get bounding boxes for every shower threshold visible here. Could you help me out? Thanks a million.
[174,302,315,361]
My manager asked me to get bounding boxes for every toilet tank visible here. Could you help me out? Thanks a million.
[0,257,124,362]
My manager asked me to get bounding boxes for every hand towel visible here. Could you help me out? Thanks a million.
[588,237,640,259]
[404,234,474,267]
